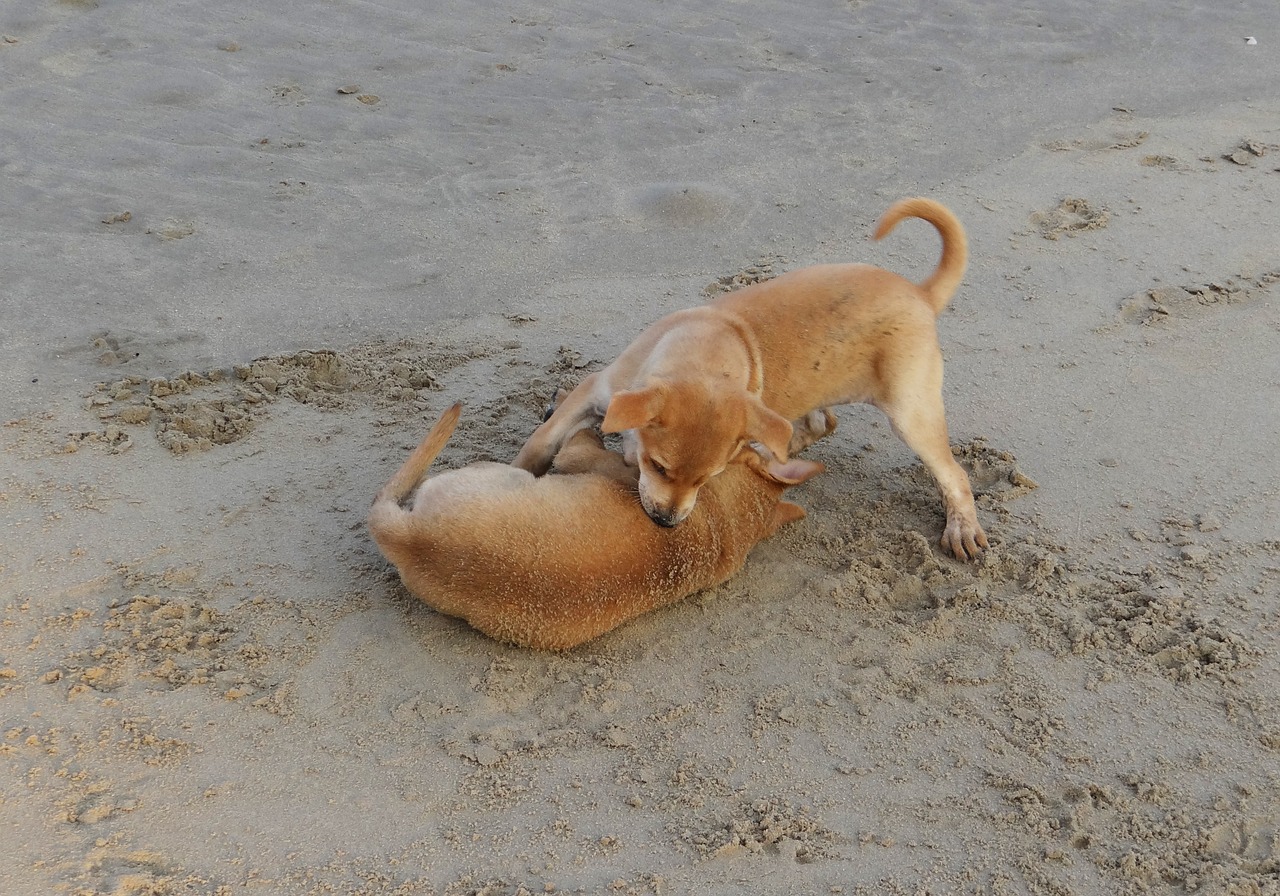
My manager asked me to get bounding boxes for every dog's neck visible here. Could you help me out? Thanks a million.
[645,307,765,396]
[713,309,766,396]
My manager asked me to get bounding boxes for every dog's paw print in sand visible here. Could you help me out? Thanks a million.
[1068,576,1256,683]
[1115,272,1280,327]
[1139,153,1188,171]
[55,593,253,698]
[88,366,279,455]
[72,847,230,896]
[687,796,835,861]
[703,257,784,298]
[59,329,209,375]
[1042,130,1150,153]
[83,340,497,455]
[1222,138,1275,168]
[85,332,143,367]
[37,561,286,712]
[953,438,1040,501]
[990,772,1280,895]
[270,83,307,105]
[548,344,598,376]
[890,438,1038,523]
[147,218,196,241]
[1031,197,1110,240]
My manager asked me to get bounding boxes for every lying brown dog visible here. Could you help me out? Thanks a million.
[368,404,833,650]
[512,197,987,560]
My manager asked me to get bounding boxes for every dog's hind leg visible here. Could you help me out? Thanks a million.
[879,390,987,561]
[788,408,838,455]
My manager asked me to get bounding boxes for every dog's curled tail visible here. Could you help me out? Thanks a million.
[367,402,462,541]
[873,197,968,315]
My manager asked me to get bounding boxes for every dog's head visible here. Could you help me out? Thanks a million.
[601,379,793,527]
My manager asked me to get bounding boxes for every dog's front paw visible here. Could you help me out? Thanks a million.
[941,516,988,561]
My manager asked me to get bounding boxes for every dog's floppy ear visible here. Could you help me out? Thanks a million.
[602,385,667,433]
[761,458,825,486]
[746,399,794,462]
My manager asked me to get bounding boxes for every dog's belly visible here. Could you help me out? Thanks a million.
[751,333,896,419]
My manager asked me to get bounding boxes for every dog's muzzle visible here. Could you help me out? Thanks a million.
[648,510,680,528]
[640,486,688,527]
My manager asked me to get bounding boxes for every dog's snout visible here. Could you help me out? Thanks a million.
[639,480,693,529]
[648,509,680,528]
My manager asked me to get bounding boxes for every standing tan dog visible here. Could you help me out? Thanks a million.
[512,197,987,560]
[368,404,832,650]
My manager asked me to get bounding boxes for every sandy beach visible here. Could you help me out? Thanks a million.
[2,1,1279,893]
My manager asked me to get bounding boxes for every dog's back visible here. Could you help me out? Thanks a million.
[709,197,967,417]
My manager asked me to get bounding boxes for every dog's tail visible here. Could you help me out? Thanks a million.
[873,197,968,315]
[367,402,462,543]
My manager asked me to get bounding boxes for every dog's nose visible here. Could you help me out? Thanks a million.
[649,510,679,528]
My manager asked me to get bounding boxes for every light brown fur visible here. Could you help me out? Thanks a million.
[368,404,832,650]
[512,197,988,560]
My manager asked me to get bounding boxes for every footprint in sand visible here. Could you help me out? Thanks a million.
[1031,197,1110,240]
[1116,274,1279,327]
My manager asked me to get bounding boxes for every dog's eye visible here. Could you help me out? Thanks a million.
[649,459,668,478]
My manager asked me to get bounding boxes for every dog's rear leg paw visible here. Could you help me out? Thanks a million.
[542,387,575,422]
[789,408,839,454]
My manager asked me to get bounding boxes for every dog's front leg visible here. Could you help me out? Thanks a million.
[512,372,606,475]
[620,430,640,466]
